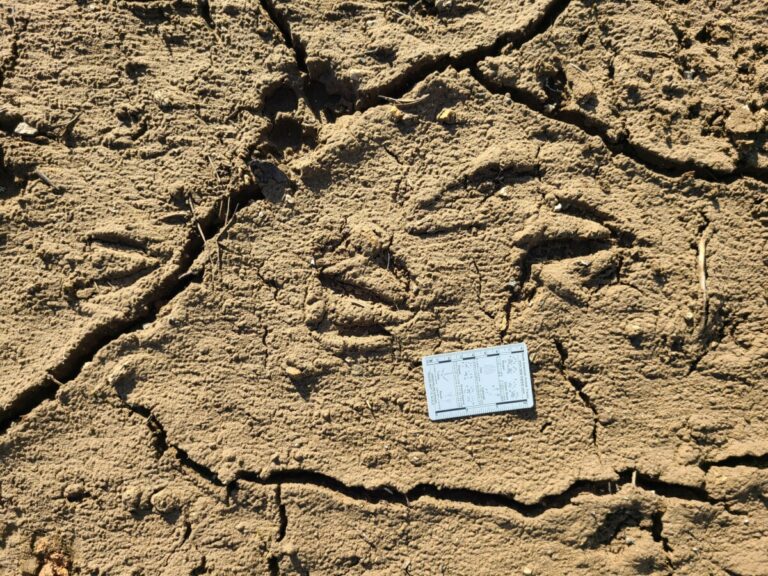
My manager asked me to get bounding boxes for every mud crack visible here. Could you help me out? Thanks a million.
[651,511,674,559]
[470,259,494,323]
[259,0,308,73]
[107,383,768,551]
[700,452,768,471]
[196,0,215,28]
[0,7,27,90]
[366,0,573,110]
[259,0,572,118]
[0,176,268,435]
[125,409,760,517]
[554,339,601,453]
[470,67,768,185]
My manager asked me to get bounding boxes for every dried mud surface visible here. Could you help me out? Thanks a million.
[0,1,767,575]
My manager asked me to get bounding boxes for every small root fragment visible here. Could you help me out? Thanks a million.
[379,94,431,107]
[697,223,712,330]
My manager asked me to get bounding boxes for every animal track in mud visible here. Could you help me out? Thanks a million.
[0,168,270,434]
[260,83,319,156]
[515,237,613,298]
[307,226,413,363]
[506,207,620,310]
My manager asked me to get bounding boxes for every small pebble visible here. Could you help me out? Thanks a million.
[436,108,457,124]
[388,105,404,122]
[14,121,38,136]
[285,366,302,378]
[625,323,643,337]
[64,483,86,502]
[407,451,427,466]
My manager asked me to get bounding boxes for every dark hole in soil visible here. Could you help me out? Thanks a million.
[263,85,299,117]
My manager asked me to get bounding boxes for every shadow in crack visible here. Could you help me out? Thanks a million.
[0,159,24,199]
[250,160,294,203]
[263,84,299,117]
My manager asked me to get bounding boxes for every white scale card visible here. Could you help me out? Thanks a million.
[421,343,534,421]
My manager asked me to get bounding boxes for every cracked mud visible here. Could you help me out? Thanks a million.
[1,0,767,575]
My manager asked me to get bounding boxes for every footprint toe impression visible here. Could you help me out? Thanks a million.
[309,221,413,356]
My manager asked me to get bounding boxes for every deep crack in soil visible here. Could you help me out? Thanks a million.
[0,178,267,434]
[119,393,768,515]
[471,67,768,184]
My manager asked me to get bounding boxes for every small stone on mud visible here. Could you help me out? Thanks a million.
[64,483,86,501]
[122,485,142,511]
[285,365,302,378]
[625,323,643,337]
[168,180,185,196]
[522,567,533,575]
[407,451,426,466]
[14,121,38,136]
[725,106,762,136]
[38,554,70,576]
[436,108,457,124]
[388,105,404,122]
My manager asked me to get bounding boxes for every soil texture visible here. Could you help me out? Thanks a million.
[1,0,767,574]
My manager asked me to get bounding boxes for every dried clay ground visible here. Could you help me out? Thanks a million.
[1,1,767,575]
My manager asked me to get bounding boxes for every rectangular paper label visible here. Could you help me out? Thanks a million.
[421,343,534,421]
